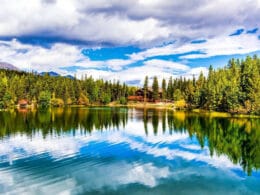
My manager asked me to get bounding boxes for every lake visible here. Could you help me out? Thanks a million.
[0,107,260,194]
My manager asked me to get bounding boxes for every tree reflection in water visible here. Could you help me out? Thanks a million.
[0,107,259,175]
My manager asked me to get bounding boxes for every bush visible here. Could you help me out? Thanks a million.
[119,97,127,105]
[66,98,73,105]
[78,93,90,105]
[50,98,64,107]
[0,101,4,109]
[38,91,51,108]
[174,99,187,110]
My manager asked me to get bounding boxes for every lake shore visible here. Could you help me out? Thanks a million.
[1,102,260,118]
[108,102,260,118]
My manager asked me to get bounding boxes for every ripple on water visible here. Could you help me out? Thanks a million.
[0,108,260,194]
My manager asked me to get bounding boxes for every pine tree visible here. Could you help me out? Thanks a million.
[162,78,166,102]
[205,65,216,110]
[152,76,159,100]
[167,76,173,100]
[143,76,149,102]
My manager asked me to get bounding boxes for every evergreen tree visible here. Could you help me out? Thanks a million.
[38,91,51,108]
[143,76,149,102]
[161,78,166,101]
[152,76,159,100]
[205,65,216,110]
[167,76,173,100]
[1,54,260,114]
[194,71,206,107]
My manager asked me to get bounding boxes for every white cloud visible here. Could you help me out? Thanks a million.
[183,67,209,78]
[105,59,134,70]
[0,34,258,85]
[0,0,171,46]
[180,34,260,59]
[0,0,259,46]
[143,59,189,71]
[0,39,103,74]
[0,1,260,84]
[129,33,260,61]
[0,39,192,83]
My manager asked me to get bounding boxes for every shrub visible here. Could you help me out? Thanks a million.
[50,98,64,107]
[119,97,127,105]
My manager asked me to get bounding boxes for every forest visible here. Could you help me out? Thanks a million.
[146,55,260,114]
[0,70,135,108]
[0,55,259,114]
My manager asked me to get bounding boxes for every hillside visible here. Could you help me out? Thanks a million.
[0,62,19,71]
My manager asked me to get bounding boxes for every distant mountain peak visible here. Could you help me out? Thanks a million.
[0,62,19,71]
[40,71,60,76]
[65,75,75,79]
[40,71,74,79]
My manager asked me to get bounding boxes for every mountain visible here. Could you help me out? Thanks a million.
[64,75,75,79]
[0,62,19,71]
[40,71,60,77]
[0,63,75,79]
[40,71,74,79]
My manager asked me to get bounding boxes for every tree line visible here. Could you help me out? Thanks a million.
[0,55,259,114]
[0,70,136,108]
[145,55,260,114]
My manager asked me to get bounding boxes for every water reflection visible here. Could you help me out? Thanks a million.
[0,108,260,194]
[0,107,128,138]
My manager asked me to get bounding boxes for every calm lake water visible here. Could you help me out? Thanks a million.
[0,107,260,195]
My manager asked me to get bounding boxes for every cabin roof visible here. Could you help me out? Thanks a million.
[18,99,28,105]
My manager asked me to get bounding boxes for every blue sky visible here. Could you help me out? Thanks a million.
[0,0,260,85]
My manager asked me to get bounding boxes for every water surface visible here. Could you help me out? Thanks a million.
[0,108,260,194]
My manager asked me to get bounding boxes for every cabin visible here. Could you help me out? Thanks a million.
[18,99,28,108]
[128,88,162,102]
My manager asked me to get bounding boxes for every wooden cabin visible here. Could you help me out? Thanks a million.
[18,99,28,108]
[127,88,162,102]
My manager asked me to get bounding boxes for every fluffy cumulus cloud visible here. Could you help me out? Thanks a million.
[1,0,260,45]
[0,39,101,73]
[0,0,260,84]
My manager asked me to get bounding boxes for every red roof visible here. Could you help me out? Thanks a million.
[128,96,143,101]
[18,99,28,105]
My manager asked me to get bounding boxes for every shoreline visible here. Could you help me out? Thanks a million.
[1,102,260,118]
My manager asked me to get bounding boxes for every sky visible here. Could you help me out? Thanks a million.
[0,0,260,85]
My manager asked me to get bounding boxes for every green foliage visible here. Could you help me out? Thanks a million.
[0,54,260,114]
[143,76,149,102]
[0,70,129,107]
[144,76,148,90]
[38,91,51,108]
[101,91,111,104]
[78,93,89,105]
[152,76,159,100]
[161,78,166,101]
[119,97,127,105]
[3,91,14,108]
[173,89,183,101]
[142,55,260,114]
[50,98,64,107]
[167,76,173,100]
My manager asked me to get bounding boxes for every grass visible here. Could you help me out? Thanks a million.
[126,101,174,109]
[192,109,260,118]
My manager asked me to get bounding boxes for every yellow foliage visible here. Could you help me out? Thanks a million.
[174,99,186,109]
[78,93,89,105]
[174,111,186,122]
[50,98,64,107]
[66,98,73,105]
